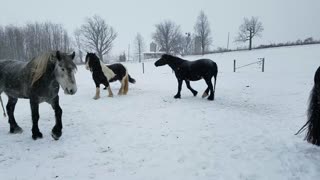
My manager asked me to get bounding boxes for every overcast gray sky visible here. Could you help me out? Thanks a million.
[1,0,319,55]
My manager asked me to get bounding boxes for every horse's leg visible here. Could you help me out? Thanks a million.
[123,75,129,95]
[6,97,22,133]
[174,79,183,99]
[107,86,114,97]
[185,80,198,96]
[93,79,101,99]
[103,81,113,97]
[50,96,63,140]
[30,98,42,140]
[118,79,125,95]
[93,87,101,99]
[202,87,210,98]
[205,78,214,101]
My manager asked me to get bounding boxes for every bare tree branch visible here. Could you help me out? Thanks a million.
[78,15,117,61]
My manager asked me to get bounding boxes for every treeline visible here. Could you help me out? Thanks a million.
[0,22,72,61]
[255,37,320,49]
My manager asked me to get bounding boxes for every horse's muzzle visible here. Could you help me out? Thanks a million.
[65,88,77,95]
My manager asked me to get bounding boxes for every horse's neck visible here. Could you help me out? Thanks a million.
[100,61,115,79]
[168,59,185,71]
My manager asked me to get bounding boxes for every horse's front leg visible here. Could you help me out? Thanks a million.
[174,79,183,99]
[50,96,63,140]
[30,98,42,140]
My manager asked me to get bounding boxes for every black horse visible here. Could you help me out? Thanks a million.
[296,66,320,145]
[155,54,218,100]
[0,51,77,140]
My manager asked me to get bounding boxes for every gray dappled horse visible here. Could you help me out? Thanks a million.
[0,51,77,140]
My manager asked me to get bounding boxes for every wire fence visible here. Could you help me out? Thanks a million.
[233,58,265,72]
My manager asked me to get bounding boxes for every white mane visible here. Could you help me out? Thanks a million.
[99,60,116,80]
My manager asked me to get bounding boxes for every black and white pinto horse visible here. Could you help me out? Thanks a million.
[85,53,136,100]
[155,54,218,100]
[296,66,320,145]
[0,51,77,140]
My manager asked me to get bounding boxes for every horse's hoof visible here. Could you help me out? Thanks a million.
[10,126,23,134]
[207,96,214,101]
[202,92,208,98]
[93,96,100,100]
[174,95,181,99]
[32,131,43,140]
[108,94,114,97]
[51,132,62,140]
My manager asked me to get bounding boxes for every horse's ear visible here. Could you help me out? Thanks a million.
[71,51,76,60]
[56,51,61,61]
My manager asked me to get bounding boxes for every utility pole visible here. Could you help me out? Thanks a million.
[227,32,230,50]
[128,44,130,61]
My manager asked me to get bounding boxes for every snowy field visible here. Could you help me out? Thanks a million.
[0,45,320,180]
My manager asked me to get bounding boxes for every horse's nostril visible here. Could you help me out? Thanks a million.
[70,89,73,94]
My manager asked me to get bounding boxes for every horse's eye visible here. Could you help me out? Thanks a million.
[61,68,65,71]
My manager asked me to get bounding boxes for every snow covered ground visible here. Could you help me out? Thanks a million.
[0,45,320,180]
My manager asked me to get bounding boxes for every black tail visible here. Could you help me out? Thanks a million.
[296,70,320,145]
[128,75,136,84]
[305,84,320,145]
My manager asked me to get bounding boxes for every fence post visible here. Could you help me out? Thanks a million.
[262,58,265,72]
[142,62,145,74]
[233,59,236,72]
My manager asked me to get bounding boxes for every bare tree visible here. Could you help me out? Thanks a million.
[182,32,193,55]
[194,11,212,55]
[236,16,264,50]
[0,22,72,61]
[135,33,145,62]
[79,15,117,61]
[152,20,184,54]
[74,29,84,63]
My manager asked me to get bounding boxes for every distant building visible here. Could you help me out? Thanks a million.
[143,52,165,60]
[150,42,157,52]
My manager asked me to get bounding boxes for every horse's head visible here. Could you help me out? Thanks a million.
[54,51,77,95]
[85,53,100,71]
[154,54,172,67]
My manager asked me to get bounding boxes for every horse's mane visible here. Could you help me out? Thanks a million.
[30,52,55,86]
[163,54,184,61]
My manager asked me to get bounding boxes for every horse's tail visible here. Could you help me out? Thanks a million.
[128,74,136,84]
[296,69,320,145]
[213,62,218,92]
[0,95,6,117]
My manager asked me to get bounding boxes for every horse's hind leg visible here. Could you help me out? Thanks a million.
[205,78,214,101]
[118,79,125,95]
[185,80,197,96]
[123,75,129,95]
[6,97,23,133]
[50,96,63,140]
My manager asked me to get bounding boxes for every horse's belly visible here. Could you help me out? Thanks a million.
[5,89,28,99]
[186,75,202,81]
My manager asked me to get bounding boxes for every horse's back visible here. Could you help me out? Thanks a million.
[189,59,217,74]
[0,60,29,96]
[107,63,127,79]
